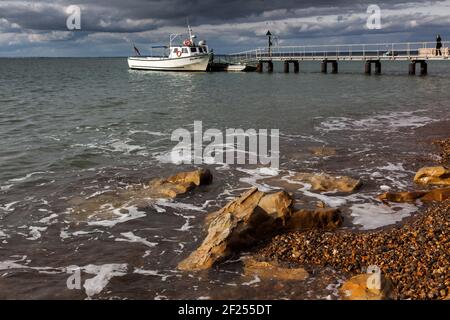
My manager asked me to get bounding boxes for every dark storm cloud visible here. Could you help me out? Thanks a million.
[0,0,441,32]
[0,0,449,56]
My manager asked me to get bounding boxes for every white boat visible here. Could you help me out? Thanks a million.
[128,26,212,72]
[226,63,247,72]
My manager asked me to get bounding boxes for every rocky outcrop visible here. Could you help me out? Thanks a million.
[285,208,343,231]
[70,169,213,222]
[340,274,393,300]
[414,166,450,186]
[148,168,213,198]
[378,188,450,203]
[291,172,361,193]
[244,258,308,281]
[178,188,294,271]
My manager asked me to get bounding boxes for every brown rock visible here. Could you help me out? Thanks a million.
[244,258,308,281]
[178,188,294,271]
[377,191,427,203]
[149,168,213,198]
[286,208,343,231]
[414,166,450,186]
[340,274,393,300]
[420,188,450,202]
[292,172,362,193]
[377,187,450,203]
[309,146,337,157]
[166,168,213,187]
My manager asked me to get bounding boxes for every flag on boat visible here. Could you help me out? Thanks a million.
[133,45,141,56]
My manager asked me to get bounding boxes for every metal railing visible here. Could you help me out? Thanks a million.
[226,41,449,63]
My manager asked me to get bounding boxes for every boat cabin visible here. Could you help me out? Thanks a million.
[169,44,209,58]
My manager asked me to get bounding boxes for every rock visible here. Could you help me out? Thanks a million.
[69,169,213,222]
[166,168,213,187]
[340,274,393,300]
[414,166,450,186]
[292,172,361,193]
[149,168,213,198]
[309,146,337,157]
[285,208,343,231]
[377,191,427,203]
[420,187,450,202]
[178,188,294,271]
[243,258,308,281]
[377,187,450,203]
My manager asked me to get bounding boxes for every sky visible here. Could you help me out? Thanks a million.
[0,0,449,57]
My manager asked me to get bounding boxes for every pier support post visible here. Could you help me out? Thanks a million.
[284,61,290,73]
[365,61,372,74]
[268,61,274,73]
[420,61,427,76]
[257,61,263,73]
[374,61,381,75]
[293,61,299,73]
[321,61,327,73]
[408,62,416,75]
[331,61,338,74]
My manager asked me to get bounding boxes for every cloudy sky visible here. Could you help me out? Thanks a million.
[0,0,449,57]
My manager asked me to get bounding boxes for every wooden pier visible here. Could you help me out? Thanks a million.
[228,41,449,75]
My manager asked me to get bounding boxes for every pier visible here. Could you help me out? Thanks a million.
[227,41,449,75]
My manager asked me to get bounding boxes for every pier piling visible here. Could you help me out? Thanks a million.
[365,62,372,74]
[293,61,299,73]
[420,61,428,76]
[321,61,327,73]
[375,61,381,75]
[268,61,274,73]
[331,61,338,74]
[284,61,290,73]
[409,62,416,75]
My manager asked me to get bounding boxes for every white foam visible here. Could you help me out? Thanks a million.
[129,130,167,137]
[134,268,171,281]
[350,202,417,230]
[88,206,146,227]
[115,232,158,247]
[317,111,435,133]
[26,226,47,240]
[237,167,280,192]
[154,199,207,212]
[0,201,19,211]
[8,171,52,183]
[39,213,58,224]
[0,230,7,239]
[108,140,145,154]
[83,264,128,297]
[0,184,13,191]
[242,275,261,286]
[298,183,350,207]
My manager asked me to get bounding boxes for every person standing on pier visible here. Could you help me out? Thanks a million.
[436,34,442,56]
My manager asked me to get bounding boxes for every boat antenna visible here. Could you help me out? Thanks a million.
[187,18,195,45]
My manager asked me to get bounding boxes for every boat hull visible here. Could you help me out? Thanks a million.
[128,54,211,72]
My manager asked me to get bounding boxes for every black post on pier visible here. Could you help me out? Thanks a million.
[365,60,381,75]
[284,61,290,73]
[266,30,272,58]
[293,61,300,73]
[409,60,428,76]
[321,60,338,74]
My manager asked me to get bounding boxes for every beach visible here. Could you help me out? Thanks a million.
[0,58,449,299]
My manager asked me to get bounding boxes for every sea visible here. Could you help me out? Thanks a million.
[0,58,449,299]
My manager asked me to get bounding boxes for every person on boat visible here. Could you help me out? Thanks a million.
[436,34,442,56]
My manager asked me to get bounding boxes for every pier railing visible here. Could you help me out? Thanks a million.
[227,41,449,63]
